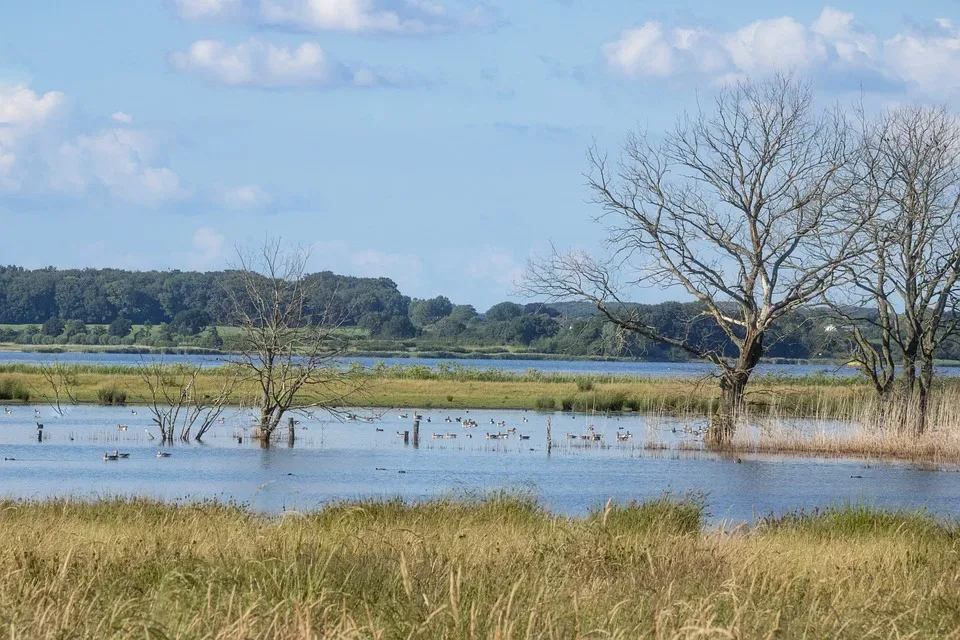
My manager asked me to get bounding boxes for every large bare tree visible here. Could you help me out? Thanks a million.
[525,75,866,446]
[226,239,363,446]
[828,105,960,434]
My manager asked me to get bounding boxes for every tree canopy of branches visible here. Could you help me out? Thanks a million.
[526,74,867,446]
[227,240,365,445]
[828,105,960,434]
[136,359,237,443]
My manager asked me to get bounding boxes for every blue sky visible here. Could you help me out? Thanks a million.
[1,0,958,309]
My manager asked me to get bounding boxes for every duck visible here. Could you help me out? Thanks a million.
[156,451,171,458]
[103,451,119,461]
[3,407,10,415]
[130,410,138,415]
[399,413,409,419]
[375,427,384,432]
[116,424,128,431]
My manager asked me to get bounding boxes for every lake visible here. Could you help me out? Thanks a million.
[2,405,958,525]
[0,350,907,377]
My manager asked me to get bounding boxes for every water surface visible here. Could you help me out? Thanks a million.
[2,406,957,524]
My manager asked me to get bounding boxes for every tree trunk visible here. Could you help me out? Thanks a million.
[916,357,934,436]
[708,332,763,448]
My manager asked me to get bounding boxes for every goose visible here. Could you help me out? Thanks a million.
[506,427,517,434]
[156,451,171,458]
[114,449,130,459]
[396,431,406,437]
[465,433,473,439]
[3,407,10,414]
[375,427,384,432]
[36,422,44,429]
[432,433,443,439]
[103,451,119,461]
[116,424,128,431]
[565,433,577,440]
[130,410,138,415]
[445,432,457,439]
[399,413,409,419]
[519,434,531,440]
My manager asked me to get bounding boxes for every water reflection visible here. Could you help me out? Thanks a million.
[0,404,958,524]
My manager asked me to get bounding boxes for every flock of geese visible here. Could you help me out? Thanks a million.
[391,414,634,444]
[103,449,171,461]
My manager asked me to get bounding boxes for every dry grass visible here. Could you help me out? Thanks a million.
[1,495,959,639]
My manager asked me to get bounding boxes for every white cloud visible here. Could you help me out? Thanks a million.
[466,249,522,288]
[188,226,227,268]
[53,129,189,207]
[217,184,273,210]
[111,111,133,124]
[311,240,423,289]
[0,83,189,207]
[603,7,960,93]
[170,39,386,88]
[171,0,491,34]
[172,0,243,20]
[0,84,66,189]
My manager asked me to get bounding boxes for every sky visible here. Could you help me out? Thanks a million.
[0,1,959,310]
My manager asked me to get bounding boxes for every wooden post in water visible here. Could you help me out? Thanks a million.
[287,417,295,448]
[546,417,552,456]
[413,418,420,449]
[403,430,409,445]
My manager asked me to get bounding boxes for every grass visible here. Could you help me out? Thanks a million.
[1,495,959,638]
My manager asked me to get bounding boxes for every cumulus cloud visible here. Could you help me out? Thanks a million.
[52,129,189,207]
[217,184,273,210]
[465,249,523,288]
[312,240,423,288]
[603,7,960,93]
[171,0,494,34]
[172,0,244,20]
[170,39,391,88]
[188,226,228,268]
[0,83,213,209]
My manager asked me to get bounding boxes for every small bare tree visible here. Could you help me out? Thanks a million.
[225,239,364,446]
[37,361,79,416]
[136,359,238,443]
[525,74,866,446]
[827,105,960,434]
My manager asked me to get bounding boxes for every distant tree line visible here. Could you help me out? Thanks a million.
[3,263,958,364]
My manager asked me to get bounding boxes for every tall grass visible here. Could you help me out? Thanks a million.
[1,496,959,638]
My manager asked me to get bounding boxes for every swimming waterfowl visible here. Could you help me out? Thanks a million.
[114,449,130,459]
[519,434,530,440]
[103,451,119,461]
[156,451,171,458]
[116,424,128,431]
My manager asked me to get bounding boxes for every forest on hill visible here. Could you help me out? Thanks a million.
[0,265,947,362]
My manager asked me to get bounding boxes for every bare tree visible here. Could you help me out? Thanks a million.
[827,105,960,434]
[136,359,238,443]
[225,239,364,446]
[37,361,79,416]
[525,74,865,446]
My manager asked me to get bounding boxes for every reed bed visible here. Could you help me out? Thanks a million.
[1,495,959,638]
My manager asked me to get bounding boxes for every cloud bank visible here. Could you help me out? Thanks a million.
[603,7,960,94]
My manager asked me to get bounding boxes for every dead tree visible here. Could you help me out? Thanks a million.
[828,105,960,434]
[225,239,364,446]
[36,361,79,416]
[136,359,237,443]
[525,74,866,446]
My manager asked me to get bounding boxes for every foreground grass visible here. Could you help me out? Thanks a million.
[1,496,959,638]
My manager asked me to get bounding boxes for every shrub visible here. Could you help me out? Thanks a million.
[576,378,595,392]
[0,379,30,401]
[97,386,127,405]
[535,394,556,410]
[560,396,575,412]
